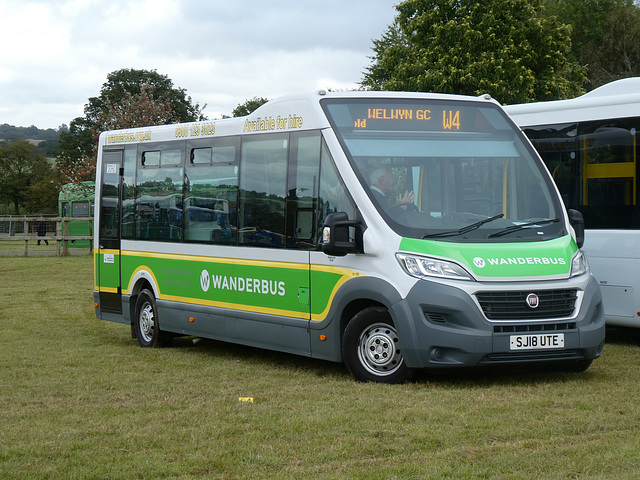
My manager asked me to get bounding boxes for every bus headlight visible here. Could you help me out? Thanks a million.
[570,251,589,278]
[396,253,474,281]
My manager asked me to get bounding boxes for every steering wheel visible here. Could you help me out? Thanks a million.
[388,202,419,214]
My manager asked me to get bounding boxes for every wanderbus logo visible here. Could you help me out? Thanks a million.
[472,256,567,268]
[200,270,210,292]
[199,269,286,297]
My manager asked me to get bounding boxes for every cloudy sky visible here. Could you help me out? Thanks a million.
[0,0,398,130]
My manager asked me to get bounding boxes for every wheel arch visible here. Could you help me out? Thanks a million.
[310,276,405,362]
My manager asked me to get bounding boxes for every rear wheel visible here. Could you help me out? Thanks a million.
[342,307,414,383]
[134,289,172,348]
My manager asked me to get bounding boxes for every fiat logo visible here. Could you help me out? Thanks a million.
[526,293,539,309]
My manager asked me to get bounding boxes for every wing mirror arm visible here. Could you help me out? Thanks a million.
[568,209,585,248]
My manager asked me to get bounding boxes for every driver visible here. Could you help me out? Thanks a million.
[369,166,414,210]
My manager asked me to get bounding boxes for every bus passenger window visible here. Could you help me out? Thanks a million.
[185,140,239,245]
[238,134,287,248]
[136,148,183,241]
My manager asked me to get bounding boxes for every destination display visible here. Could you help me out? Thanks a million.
[322,98,509,134]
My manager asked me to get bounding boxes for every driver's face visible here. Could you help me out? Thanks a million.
[380,171,394,192]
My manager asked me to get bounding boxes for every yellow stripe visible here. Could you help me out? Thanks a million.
[96,248,120,256]
[125,265,161,296]
[121,249,310,270]
[96,286,118,294]
[99,248,364,322]
[161,293,310,319]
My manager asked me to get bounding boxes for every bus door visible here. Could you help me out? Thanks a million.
[97,150,123,314]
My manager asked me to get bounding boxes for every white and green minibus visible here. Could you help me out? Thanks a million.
[94,91,605,383]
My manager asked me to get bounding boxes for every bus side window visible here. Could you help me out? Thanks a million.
[121,146,137,240]
[238,134,287,248]
[61,202,69,217]
[287,132,321,249]
[184,139,239,245]
[317,139,356,240]
[135,147,184,241]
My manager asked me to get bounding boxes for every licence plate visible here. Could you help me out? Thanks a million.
[510,333,564,350]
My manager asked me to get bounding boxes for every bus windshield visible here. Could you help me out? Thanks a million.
[322,98,565,242]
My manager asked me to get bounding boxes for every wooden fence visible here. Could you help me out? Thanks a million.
[0,216,93,257]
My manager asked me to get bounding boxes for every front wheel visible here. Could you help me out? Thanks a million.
[133,289,172,348]
[342,307,414,383]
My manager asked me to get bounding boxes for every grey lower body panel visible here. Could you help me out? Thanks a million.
[391,275,606,369]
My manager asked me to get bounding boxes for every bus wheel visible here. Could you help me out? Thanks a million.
[134,289,171,348]
[342,307,414,384]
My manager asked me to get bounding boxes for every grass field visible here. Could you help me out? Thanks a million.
[1,255,639,479]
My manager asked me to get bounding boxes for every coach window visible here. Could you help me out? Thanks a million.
[121,146,137,239]
[580,119,638,228]
[239,133,287,247]
[317,139,356,243]
[523,124,580,209]
[185,137,239,244]
[287,131,321,248]
[136,146,184,241]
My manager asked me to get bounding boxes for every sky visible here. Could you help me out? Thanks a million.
[0,0,398,130]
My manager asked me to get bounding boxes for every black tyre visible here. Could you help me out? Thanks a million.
[342,307,414,383]
[133,289,172,348]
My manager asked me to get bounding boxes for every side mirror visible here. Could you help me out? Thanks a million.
[568,209,585,248]
[322,212,362,256]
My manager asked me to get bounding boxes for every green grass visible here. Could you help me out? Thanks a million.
[1,255,640,479]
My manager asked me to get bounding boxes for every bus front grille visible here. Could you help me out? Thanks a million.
[476,290,577,321]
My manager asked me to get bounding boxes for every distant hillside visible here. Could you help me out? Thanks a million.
[0,123,65,142]
[0,124,64,156]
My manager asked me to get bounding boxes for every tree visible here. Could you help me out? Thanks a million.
[57,68,206,187]
[0,140,55,214]
[589,3,640,86]
[231,97,269,117]
[543,0,640,88]
[361,0,588,104]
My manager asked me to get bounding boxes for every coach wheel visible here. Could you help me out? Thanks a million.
[134,289,171,348]
[342,307,414,384]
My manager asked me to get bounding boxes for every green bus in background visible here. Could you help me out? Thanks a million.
[58,181,94,248]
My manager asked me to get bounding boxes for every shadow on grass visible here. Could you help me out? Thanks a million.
[95,324,601,387]
[604,325,640,346]
[172,335,594,387]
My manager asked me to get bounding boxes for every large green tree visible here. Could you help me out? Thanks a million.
[543,0,640,88]
[57,68,206,186]
[361,0,587,104]
[0,140,56,214]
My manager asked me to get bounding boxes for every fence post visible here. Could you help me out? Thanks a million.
[62,218,69,256]
[23,218,28,257]
[89,219,94,254]
[56,219,62,256]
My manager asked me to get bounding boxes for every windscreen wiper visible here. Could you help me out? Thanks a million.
[487,218,560,238]
[423,214,504,239]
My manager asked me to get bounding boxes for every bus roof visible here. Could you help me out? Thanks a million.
[504,77,640,127]
[97,90,501,147]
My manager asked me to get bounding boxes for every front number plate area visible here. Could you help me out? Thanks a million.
[509,333,564,350]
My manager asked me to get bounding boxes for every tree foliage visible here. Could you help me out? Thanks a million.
[231,97,269,117]
[361,0,588,104]
[544,0,640,88]
[57,68,206,187]
[0,140,56,214]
